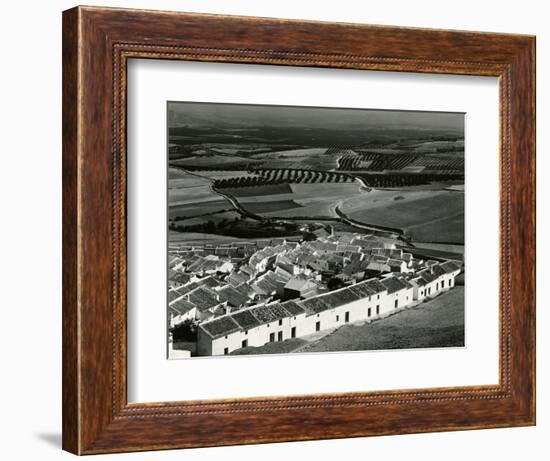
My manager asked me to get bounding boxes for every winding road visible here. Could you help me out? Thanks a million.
[169,164,406,239]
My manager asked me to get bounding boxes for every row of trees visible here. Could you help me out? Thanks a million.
[337,152,423,171]
[354,173,463,188]
[337,152,464,174]
[214,168,354,188]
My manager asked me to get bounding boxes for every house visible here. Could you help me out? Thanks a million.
[387,258,409,273]
[368,255,390,272]
[409,276,430,301]
[307,259,330,273]
[197,273,428,356]
[283,277,318,300]
[275,254,300,275]
[169,298,198,326]
[239,264,257,279]
[250,272,279,298]
[168,270,195,288]
[191,231,463,356]
[186,256,233,275]
[197,300,307,356]
[167,286,189,304]
[195,275,222,289]
[184,286,221,320]
[274,266,294,282]
[216,284,251,308]
[226,271,249,287]
[379,276,414,311]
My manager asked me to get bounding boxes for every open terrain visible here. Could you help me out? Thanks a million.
[340,188,464,244]
[302,286,465,353]
[229,287,465,356]
[234,182,366,218]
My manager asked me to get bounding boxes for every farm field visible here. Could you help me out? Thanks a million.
[252,147,327,159]
[168,102,466,358]
[241,200,303,214]
[171,154,257,168]
[221,184,293,197]
[235,182,366,218]
[188,170,258,181]
[302,287,465,353]
[408,212,464,244]
[250,147,339,170]
[411,242,465,255]
[169,170,231,219]
[168,231,247,245]
[373,180,464,192]
[169,200,231,219]
[230,287,465,356]
[168,185,218,205]
[172,211,239,226]
[168,168,211,188]
[340,189,464,244]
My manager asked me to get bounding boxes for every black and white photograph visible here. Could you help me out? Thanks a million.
[167,102,465,358]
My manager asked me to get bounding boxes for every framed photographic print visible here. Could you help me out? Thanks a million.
[62,6,535,455]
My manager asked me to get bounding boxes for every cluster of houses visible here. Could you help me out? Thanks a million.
[167,231,462,356]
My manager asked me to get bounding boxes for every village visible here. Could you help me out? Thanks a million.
[167,227,462,357]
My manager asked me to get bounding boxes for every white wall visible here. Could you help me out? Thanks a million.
[0,1,547,460]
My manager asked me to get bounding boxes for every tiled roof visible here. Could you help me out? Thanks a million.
[280,301,306,316]
[168,287,189,304]
[336,244,360,253]
[431,265,447,277]
[299,296,331,314]
[380,277,409,294]
[240,265,256,277]
[169,272,191,284]
[233,283,253,299]
[410,276,428,287]
[418,269,438,283]
[186,286,220,311]
[440,261,461,274]
[348,284,373,297]
[186,257,225,273]
[169,298,197,315]
[230,309,261,330]
[249,303,288,323]
[342,259,367,276]
[321,289,360,308]
[200,316,241,338]
[196,276,222,289]
[274,267,293,282]
[364,279,388,294]
[226,271,249,287]
[217,285,249,308]
[251,273,279,295]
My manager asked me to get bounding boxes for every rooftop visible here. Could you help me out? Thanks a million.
[200,316,241,339]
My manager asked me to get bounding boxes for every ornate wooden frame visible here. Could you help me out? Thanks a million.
[62,5,536,455]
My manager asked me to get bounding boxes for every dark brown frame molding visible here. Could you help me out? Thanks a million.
[62,5,536,455]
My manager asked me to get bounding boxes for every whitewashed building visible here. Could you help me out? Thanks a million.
[197,262,462,356]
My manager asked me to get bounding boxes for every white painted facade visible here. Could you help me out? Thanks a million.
[197,264,461,356]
